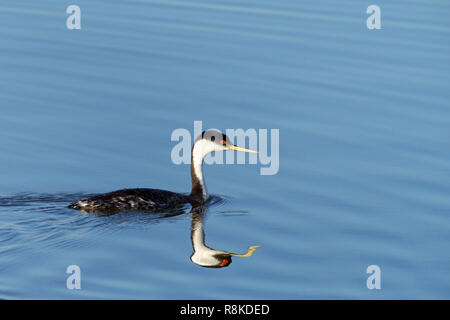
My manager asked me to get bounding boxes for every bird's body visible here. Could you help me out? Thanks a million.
[68,130,257,213]
[68,188,196,212]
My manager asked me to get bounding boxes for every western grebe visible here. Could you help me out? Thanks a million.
[68,130,257,212]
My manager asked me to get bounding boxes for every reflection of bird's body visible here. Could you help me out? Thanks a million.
[68,130,257,213]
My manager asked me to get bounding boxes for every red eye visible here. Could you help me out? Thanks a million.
[220,258,229,267]
[222,140,226,145]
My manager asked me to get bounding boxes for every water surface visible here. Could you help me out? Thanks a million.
[1,0,450,299]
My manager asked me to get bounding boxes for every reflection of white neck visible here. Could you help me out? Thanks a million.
[191,219,209,251]
[191,215,227,266]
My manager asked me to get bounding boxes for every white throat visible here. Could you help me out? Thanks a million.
[191,139,222,199]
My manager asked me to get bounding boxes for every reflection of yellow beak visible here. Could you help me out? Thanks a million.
[227,145,258,154]
[229,245,261,257]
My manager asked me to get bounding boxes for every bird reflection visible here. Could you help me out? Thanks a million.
[71,194,261,269]
[190,206,260,268]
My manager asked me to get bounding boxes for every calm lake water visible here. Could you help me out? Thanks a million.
[1,0,450,299]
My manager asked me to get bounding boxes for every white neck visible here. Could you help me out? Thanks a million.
[191,139,220,201]
[192,141,206,188]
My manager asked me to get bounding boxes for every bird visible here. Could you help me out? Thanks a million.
[68,130,258,213]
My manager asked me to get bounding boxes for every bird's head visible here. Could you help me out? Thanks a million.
[193,130,258,158]
[190,252,232,268]
[190,246,262,268]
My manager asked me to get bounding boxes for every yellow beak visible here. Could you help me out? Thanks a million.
[229,245,261,257]
[226,145,258,154]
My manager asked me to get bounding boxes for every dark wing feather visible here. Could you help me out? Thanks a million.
[68,188,195,213]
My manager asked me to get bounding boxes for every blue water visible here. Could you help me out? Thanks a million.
[1,0,450,299]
